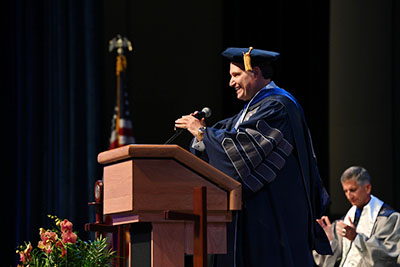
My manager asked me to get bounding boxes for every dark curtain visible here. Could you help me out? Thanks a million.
[2,0,103,265]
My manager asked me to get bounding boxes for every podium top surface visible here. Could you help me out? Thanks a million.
[98,145,242,210]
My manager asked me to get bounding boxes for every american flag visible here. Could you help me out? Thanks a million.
[109,54,135,149]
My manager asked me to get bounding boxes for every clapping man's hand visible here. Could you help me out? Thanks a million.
[316,216,333,241]
[336,217,357,241]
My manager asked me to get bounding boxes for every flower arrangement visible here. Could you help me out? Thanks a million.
[16,215,116,266]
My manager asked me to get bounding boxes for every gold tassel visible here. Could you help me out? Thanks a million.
[243,47,253,71]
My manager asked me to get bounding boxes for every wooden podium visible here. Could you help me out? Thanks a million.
[97,144,242,267]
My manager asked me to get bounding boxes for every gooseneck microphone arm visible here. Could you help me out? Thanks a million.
[164,128,184,145]
[164,107,212,145]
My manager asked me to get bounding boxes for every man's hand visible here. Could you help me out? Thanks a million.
[175,112,206,141]
[316,216,333,241]
[336,218,357,241]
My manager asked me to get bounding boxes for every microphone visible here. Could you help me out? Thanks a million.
[164,107,212,144]
[193,107,212,120]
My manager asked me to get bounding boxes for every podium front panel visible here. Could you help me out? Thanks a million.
[104,160,134,214]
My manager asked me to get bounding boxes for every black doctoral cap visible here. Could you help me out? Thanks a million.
[221,47,280,72]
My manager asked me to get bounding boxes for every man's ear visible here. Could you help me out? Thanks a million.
[253,66,261,77]
[365,183,372,194]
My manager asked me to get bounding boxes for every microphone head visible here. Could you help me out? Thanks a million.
[201,107,212,118]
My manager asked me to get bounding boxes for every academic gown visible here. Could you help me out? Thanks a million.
[190,83,331,267]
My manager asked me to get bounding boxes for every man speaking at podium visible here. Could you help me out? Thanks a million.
[175,47,331,266]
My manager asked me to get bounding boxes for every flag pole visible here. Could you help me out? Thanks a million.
[109,35,133,148]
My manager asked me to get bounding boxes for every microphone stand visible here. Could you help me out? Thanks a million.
[164,128,184,144]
